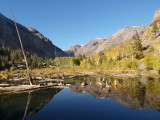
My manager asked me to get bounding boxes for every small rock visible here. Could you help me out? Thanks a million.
[137,62,146,71]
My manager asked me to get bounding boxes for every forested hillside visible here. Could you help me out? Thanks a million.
[0,45,52,70]
[80,18,160,74]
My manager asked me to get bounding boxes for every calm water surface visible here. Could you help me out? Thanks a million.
[1,77,160,120]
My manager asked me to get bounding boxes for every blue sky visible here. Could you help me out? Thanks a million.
[0,0,160,50]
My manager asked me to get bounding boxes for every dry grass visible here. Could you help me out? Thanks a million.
[0,65,159,80]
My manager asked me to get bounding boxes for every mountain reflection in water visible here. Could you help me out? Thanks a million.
[0,88,62,120]
[70,77,160,111]
[69,77,152,110]
[1,76,160,120]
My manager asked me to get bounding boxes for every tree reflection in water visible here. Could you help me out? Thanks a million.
[1,76,160,120]
[0,88,62,120]
[68,76,160,111]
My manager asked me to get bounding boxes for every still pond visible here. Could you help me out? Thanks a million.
[1,76,160,120]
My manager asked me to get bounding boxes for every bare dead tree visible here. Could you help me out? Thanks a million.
[10,7,33,85]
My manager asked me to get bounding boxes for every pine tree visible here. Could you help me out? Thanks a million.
[152,22,159,37]
[133,32,143,51]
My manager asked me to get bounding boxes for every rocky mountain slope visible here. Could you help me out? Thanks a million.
[75,38,105,56]
[151,8,160,23]
[73,26,147,56]
[0,13,67,58]
[142,8,160,46]
[65,45,82,56]
[94,26,147,54]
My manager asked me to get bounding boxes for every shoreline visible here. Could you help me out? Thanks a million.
[0,72,159,94]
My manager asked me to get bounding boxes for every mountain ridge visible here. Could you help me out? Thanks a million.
[0,13,67,58]
[69,25,147,56]
[65,45,82,56]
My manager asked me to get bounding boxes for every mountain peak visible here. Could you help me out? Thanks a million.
[65,45,82,56]
[151,8,160,23]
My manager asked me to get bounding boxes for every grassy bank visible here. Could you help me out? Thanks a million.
[0,65,159,81]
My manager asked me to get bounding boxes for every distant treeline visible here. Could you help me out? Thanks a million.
[0,45,50,70]
[0,45,83,70]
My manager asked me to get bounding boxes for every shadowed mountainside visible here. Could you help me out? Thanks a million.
[0,13,67,58]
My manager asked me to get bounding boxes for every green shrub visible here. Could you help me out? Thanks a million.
[143,54,160,70]
[116,59,138,69]
[10,66,16,71]
[135,51,144,60]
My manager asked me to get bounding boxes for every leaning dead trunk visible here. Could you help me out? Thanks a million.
[23,92,32,120]
[10,7,33,85]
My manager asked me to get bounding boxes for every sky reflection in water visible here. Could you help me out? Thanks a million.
[27,84,160,120]
[1,77,160,120]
